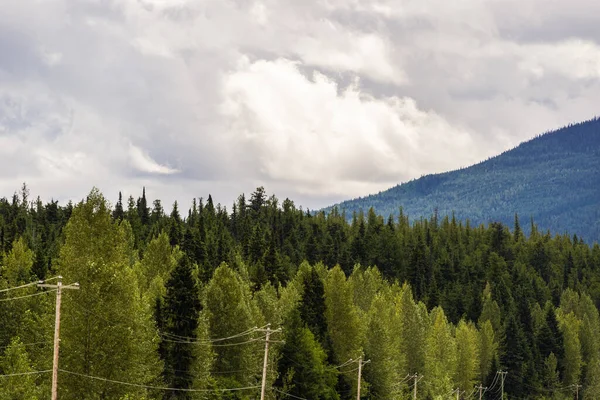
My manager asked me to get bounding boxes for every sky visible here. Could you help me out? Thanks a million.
[1,0,599,211]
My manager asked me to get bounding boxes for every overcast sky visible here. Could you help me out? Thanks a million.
[1,0,599,211]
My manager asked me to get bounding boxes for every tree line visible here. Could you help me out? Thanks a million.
[1,185,600,399]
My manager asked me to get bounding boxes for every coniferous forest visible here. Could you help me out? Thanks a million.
[2,185,600,399]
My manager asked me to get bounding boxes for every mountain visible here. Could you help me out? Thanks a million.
[327,117,600,242]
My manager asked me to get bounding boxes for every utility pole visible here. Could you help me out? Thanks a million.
[258,324,281,400]
[574,384,582,400]
[412,373,422,400]
[476,384,487,400]
[355,356,370,400]
[498,371,507,399]
[453,388,461,400]
[38,276,79,400]
[357,356,363,400]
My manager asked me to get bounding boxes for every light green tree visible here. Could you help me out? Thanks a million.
[324,265,363,396]
[558,311,581,387]
[454,320,480,393]
[58,189,162,399]
[0,337,41,400]
[397,284,428,376]
[424,307,456,399]
[364,290,405,399]
[477,320,497,383]
[204,263,263,389]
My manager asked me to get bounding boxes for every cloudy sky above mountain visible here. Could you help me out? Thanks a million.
[1,0,599,210]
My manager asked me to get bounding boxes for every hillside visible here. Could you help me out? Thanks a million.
[328,117,600,242]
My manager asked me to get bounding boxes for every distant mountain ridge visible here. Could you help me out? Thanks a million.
[327,117,600,242]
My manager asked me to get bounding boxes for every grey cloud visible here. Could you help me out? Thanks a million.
[0,0,599,209]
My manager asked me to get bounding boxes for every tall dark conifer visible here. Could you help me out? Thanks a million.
[162,256,201,399]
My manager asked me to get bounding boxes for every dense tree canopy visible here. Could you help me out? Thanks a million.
[1,185,600,398]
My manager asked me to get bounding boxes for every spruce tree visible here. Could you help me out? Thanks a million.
[162,255,202,398]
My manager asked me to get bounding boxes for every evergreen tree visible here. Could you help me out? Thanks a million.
[299,267,329,349]
[162,255,202,398]
[275,308,339,400]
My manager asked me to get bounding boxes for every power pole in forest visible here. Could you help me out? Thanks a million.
[38,276,79,400]
[476,384,487,400]
[574,384,582,400]
[498,371,507,399]
[412,373,423,400]
[257,324,282,400]
[356,356,370,400]
[453,388,461,400]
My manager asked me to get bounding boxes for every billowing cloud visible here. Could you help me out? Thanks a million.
[0,0,599,209]
[221,57,477,197]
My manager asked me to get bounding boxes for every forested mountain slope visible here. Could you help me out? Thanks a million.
[1,186,600,399]
[328,117,600,243]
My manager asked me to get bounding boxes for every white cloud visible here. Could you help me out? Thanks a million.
[129,144,180,175]
[294,21,405,84]
[221,57,478,197]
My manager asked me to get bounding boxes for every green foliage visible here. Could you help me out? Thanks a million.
[57,189,162,399]
[0,184,600,399]
[162,256,202,397]
[0,337,41,400]
[276,308,339,400]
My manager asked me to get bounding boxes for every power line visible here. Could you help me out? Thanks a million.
[0,369,52,378]
[160,336,266,347]
[159,325,268,343]
[58,369,261,392]
[0,289,57,302]
[0,340,53,350]
[0,276,59,293]
[272,387,309,400]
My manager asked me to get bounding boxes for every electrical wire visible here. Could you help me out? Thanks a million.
[334,358,356,369]
[160,325,268,343]
[272,387,309,400]
[0,276,59,293]
[161,337,265,347]
[487,371,500,392]
[0,369,52,378]
[0,340,53,350]
[0,289,57,302]
[58,369,261,392]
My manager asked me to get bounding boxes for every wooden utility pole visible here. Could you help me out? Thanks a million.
[357,356,363,400]
[574,384,582,400]
[38,276,79,400]
[476,384,487,400]
[412,373,421,400]
[498,371,507,399]
[258,324,281,400]
[355,356,370,400]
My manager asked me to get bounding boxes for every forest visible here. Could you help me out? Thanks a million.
[1,185,600,399]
